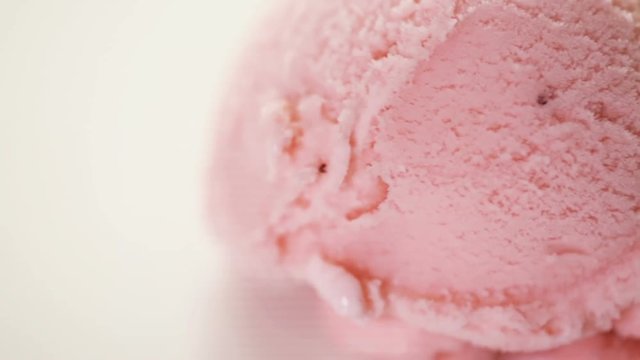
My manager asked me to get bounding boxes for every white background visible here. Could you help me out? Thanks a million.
[0,1,274,359]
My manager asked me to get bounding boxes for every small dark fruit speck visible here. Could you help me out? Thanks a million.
[537,94,549,106]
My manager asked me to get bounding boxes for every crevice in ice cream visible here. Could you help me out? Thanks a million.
[615,305,640,338]
[344,177,390,221]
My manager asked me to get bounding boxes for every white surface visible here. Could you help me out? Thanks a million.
[0,1,266,359]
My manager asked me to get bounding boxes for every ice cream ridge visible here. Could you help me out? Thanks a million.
[211,0,640,357]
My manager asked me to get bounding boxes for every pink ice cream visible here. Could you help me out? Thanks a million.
[211,0,640,356]
[321,303,640,359]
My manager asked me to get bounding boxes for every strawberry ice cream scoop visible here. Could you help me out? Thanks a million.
[211,0,640,353]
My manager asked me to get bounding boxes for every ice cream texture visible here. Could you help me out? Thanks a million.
[212,0,640,354]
